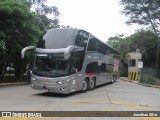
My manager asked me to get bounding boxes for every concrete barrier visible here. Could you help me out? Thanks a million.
[128,72,138,81]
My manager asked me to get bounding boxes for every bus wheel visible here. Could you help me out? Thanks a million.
[81,78,89,92]
[89,77,96,90]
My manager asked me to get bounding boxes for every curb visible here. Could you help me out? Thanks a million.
[138,83,160,89]
[0,82,29,86]
[119,77,160,89]
[120,78,139,84]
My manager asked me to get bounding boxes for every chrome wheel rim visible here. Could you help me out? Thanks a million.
[90,79,94,88]
[82,80,87,90]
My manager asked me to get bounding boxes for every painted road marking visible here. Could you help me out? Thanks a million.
[0,98,159,120]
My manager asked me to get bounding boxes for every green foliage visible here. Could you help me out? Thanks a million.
[120,0,160,36]
[107,34,124,51]
[0,31,5,50]
[108,34,129,76]
[140,67,158,85]
[0,0,60,80]
[30,0,60,29]
[127,29,158,67]
[108,29,158,76]
[0,0,40,78]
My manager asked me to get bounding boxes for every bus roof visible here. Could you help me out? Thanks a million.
[67,28,120,54]
[37,28,120,54]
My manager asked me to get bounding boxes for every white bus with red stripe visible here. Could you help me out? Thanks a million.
[30,28,120,94]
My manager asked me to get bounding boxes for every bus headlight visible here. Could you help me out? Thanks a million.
[57,79,70,85]
[57,81,63,85]
[31,77,36,81]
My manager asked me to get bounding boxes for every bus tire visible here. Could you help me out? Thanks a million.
[88,77,96,90]
[81,78,89,93]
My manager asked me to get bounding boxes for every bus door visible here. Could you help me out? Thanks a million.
[106,58,114,81]
[106,65,112,82]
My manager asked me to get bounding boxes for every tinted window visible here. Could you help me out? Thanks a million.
[74,30,89,48]
[70,51,85,73]
[85,62,98,73]
[37,29,78,49]
[108,58,114,66]
[87,36,107,54]
[87,36,120,55]
[32,53,70,77]
[100,63,106,72]
[87,36,97,51]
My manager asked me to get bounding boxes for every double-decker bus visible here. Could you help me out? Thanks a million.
[29,28,120,94]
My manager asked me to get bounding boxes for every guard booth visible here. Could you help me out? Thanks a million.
[126,49,142,81]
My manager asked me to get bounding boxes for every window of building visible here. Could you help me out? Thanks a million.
[129,59,136,67]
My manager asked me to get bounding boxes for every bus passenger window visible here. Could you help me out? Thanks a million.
[100,63,106,72]
[70,51,85,74]
[87,37,97,51]
[85,62,98,73]
[75,31,89,48]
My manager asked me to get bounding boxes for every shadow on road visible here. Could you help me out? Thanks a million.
[34,91,81,98]
[34,81,117,98]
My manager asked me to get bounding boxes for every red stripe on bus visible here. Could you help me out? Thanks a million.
[86,73,96,76]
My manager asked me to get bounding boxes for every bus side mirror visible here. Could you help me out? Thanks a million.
[71,67,77,73]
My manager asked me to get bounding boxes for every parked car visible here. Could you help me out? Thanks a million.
[6,67,15,74]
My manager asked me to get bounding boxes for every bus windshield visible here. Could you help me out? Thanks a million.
[32,53,69,77]
[37,29,77,49]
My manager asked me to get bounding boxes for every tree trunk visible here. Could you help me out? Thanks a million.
[14,54,23,81]
[155,42,160,70]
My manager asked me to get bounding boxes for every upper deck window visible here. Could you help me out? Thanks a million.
[37,29,77,49]
[74,30,89,48]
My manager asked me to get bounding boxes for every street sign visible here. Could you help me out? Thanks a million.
[138,62,143,68]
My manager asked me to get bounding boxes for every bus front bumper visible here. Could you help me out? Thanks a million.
[31,80,76,94]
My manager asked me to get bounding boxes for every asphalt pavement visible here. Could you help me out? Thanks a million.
[0,79,160,120]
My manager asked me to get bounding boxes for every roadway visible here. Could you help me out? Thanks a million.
[0,79,160,120]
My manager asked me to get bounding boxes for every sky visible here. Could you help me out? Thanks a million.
[47,0,143,43]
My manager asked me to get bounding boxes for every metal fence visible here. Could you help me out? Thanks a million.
[0,74,30,83]
[140,67,160,85]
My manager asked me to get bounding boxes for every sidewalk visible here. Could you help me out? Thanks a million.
[120,77,139,84]
[0,81,29,86]
[120,77,160,89]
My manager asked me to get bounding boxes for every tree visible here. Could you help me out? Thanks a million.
[107,34,129,76]
[0,0,60,81]
[120,0,160,69]
[0,0,41,79]
[127,29,158,67]
[107,34,122,50]
[107,29,158,76]
[120,0,160,36]
[30,0,60,29]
